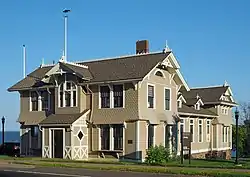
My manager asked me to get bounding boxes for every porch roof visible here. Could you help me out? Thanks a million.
[39,110,89,125]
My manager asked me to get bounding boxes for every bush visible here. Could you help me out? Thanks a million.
[145,145,171,165]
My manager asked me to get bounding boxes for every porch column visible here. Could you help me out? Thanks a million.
[42,127,44,157]
[169,125,173,153]
[123,123,126,156]
[110,126,114,150]
[28,128,31,155]
[135,121,140,159]
[97,126,101,150]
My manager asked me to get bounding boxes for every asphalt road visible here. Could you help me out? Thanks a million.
[0,166,204,177]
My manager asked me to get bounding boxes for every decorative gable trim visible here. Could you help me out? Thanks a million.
[142,52,190,91]
[177,94,187,104]
[196,98,204,106]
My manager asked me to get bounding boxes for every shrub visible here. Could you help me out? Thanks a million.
[145,145,171,165]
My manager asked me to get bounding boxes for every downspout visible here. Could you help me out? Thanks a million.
[86,84,94,151]
[86,84,93,123]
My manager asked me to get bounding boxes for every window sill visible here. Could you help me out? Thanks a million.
[98,107,125,109]
[57,106,77,108]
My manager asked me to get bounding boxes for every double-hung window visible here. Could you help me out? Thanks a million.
[113,85,123,108]
[41,91,49,111]
[190,119,194,142]
[148,124,154,148]
[100,86,110,108]
[165,88,170,110]
[113,125,123,150]
[206,120,210,142]
[198,119,203,142]
[101,125,110,150]
[31,91,39,111]
[148,85,154,108]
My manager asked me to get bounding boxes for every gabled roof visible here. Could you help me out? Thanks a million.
[9,51,188,91]
[182,85,235,104]
[78,52,171,83]
[8,66,53,91]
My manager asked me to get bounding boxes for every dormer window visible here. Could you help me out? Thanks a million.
[59,81,77,107]
[177,100,182,108]
[195,103,200,110]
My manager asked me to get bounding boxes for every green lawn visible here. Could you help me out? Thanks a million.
[4,157,250,176]
[9,159,250,177]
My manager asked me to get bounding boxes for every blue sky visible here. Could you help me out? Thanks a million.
[1,0,250,131]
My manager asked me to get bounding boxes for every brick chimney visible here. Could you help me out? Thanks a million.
[136,40,149,54]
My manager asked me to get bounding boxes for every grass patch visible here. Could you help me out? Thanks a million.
[10,160,250,177]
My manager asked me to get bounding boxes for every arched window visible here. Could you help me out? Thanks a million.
[59,81,77,107]
[155,70,164,77]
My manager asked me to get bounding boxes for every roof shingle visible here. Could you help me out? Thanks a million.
[178,104,217,116]
[39,110,89,125]
[182,86,229,103]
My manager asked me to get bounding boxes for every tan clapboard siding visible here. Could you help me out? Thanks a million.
[91,83,139,124]
[138,67,178,124]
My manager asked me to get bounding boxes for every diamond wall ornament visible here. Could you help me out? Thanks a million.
[78,131,84,140]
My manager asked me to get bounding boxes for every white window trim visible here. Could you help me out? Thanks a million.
[30,90,51,112]
[113,84,125,108]
[154,69,165,78]
[49,128,65,159]
[206,119,211,142]
[58,80,78,108]
[164,87,171,111]
[195,102,200,110]
[223,126,228,143]
[147,83,156,109]
[180,118,185,132]
[198,119,203,143]
[98,84,125,109]
[177,100,182,108]
[189,118,194,143]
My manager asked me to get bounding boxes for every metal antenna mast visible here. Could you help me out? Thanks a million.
[63,9,71,62]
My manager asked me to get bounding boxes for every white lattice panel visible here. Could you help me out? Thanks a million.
[43,146,50,158]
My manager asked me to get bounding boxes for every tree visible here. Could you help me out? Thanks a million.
[232,101,250,157]
[232,124,246,156]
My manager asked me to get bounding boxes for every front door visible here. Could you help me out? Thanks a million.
[51,129,63,158]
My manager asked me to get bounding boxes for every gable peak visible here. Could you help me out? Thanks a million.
[163,40,172,53]
[223,80,229,87]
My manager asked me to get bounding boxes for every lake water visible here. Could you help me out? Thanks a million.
[0,131,20,143]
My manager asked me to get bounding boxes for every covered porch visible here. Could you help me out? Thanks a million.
[39,110,90,160]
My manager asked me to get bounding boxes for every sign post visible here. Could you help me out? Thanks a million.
[182,132,192,164]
